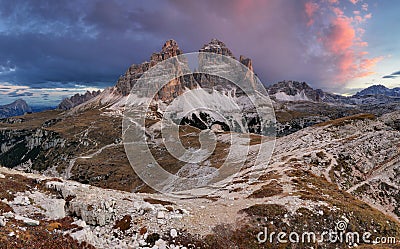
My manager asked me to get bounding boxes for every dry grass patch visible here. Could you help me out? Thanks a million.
[315,113,375,127]
[248,180,283,198]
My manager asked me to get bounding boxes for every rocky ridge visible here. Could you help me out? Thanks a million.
[0,99,32,119]
[355,84,400,97]
[58,91,102,110]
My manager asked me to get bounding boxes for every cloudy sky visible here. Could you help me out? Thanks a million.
[0,0,399,106]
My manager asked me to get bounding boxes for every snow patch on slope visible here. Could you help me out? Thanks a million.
[274,90,310,102]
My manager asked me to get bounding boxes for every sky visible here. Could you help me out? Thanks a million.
[0,0,399,106]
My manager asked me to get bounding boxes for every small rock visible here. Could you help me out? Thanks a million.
[0,173,5,179]
[155,239,167,249]
[24,218,40,226]
[0,216,6,227]
[139,239,147,246]
[141,202,155,212]
[15,215,39,226]
[157,211,165,219]
[180,209,190,215]
[171,213,183,219]
[3,212,14,219]
[12,196,30,206]
[170,229,178,238]
[72,219,87,228]
[8,231,15,237]
[157,219,166,225]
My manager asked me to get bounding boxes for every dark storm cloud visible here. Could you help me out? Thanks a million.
[392,71,400,75]
[0,0,167,88]
[383,75,397,79]
[0,0,377,94]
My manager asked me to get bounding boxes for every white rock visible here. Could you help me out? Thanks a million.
[139,239,148,246]
[155,239,167,249]
[171,214,183,219]
[15,215,39,226]
[180,209,190,215]
[12,196,30,206]
[8,231,15,237]
[140,202,155,212]
[170,228,178,238]
[70,227,95,245]
[0,173,5,179]
[72,219,87,228]
[43,198,66,219]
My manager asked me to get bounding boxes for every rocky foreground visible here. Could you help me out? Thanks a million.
[1,112,400,248]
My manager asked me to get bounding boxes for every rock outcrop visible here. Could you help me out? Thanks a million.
[115,39,184,97]
[58,90,101,110]
[199,38,235,58]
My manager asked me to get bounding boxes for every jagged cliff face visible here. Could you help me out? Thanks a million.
[107,39,255,105]
[58,91,101,110]
[115,39,184,97]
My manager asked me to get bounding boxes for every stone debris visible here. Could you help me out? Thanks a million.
[170,228,178,238]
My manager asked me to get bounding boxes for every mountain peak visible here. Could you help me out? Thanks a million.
[150,39,183,63]
[58,90,101,110]
[199,38,235,58]
[355,84,400,97]
[267,80,327,102]
[0,99,32,118]
[162,39,179,51]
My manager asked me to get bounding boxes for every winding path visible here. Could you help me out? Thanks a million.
[64,143,121,179]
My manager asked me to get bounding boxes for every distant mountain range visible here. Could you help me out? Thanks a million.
[267,81,400,103]
[0,99,32,119]
[355,84,400,97]
[58,90,101,110]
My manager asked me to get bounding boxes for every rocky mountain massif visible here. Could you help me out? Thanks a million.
[0,99,32,119]
[0,39,399,248]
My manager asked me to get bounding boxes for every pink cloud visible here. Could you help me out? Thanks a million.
[354,15,363,23]
[364,13,372,19]
[319,4,382,82]
[328,0,339,4]
[356,57,384,77]
[323,17,355,54]
[305,1,319,26]
[362,3,368,11]
[332,7,344,17]
[349,0,359,5]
